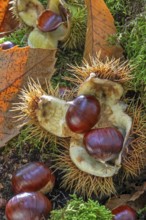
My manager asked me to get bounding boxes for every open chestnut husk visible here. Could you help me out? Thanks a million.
[12,162,55,194]
[83,127,124,162]
[112,205,137,220]
[5,192,52,220]
[66,95,101,133]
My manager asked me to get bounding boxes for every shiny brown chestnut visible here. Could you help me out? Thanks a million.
[112,205,137,220]
[12,162,55,194]
[5,192,52,220]
[83,127,124,162]
[37,10,63,32]
[0,41,15,50]
[66,95,101,133]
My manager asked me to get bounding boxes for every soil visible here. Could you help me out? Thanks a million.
[0,143,72,219]
[1,134,146,219]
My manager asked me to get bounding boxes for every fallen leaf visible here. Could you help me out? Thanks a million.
[0,1,19,36]
[84,0,123,62]
[0,0,9,27]
[0,46,57,147]
[106,194,131,210]
[106,182,146,211]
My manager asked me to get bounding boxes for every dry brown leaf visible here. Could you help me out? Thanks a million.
[0,1,19,36]
[106,182,146,211]
[106,194,132,210]
[0,46,57,147]
[84,0,123,62]
[0,0,9,27]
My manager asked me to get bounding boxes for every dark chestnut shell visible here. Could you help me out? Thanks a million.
[112,205,137,220]
[66,95,101,133]
[0,41,14,50]
[12,162,55,194]
[37,10,63,32]
[84,127,124,161]
[5,192,52,220]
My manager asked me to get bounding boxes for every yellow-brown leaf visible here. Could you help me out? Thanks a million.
[0,0,9,27]
[0,46,57,147]
[0,1,19,35]
[84,0,123,62]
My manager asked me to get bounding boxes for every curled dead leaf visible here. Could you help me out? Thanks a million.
[0,0,9,27]
[0,1,19,36]
[106,182,146,211]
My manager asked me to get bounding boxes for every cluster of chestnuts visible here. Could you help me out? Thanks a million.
[5,161,138,220]
[5,162,55,220]
[66,95,124,163]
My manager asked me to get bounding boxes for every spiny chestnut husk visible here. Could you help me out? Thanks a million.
[11,0,44,27]
[67,54,132,84]
[12,162,55,194]
[83,127,124,162]
[11,0,69,49]
[61,2,87,49]
[13,80,75,139]
[13,57,146,197]
[66,95,101,133]
[46,0,87,49]
[5,192,52,220]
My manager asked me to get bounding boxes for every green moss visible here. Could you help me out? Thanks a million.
[120,14,146,86]
[108,12,146,105]
[39,0,48,7]
[138,206,146,219]
[0,27,31,47]
[6,126,42,151]
[66,0,85,5]
[105,0,146,105]
[105,0,128,19]
[52,48,83,87]
[50,195,113,220]
[105,0,145,25]
[62,2,87,50]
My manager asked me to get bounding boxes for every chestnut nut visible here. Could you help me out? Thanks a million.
[0,41,14,50]
[37,10,63,32]
[66,95,101,133]
[83,127,124,162]
[12,162,55,194]
[5,192,52,220]
[112,205,137,220]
